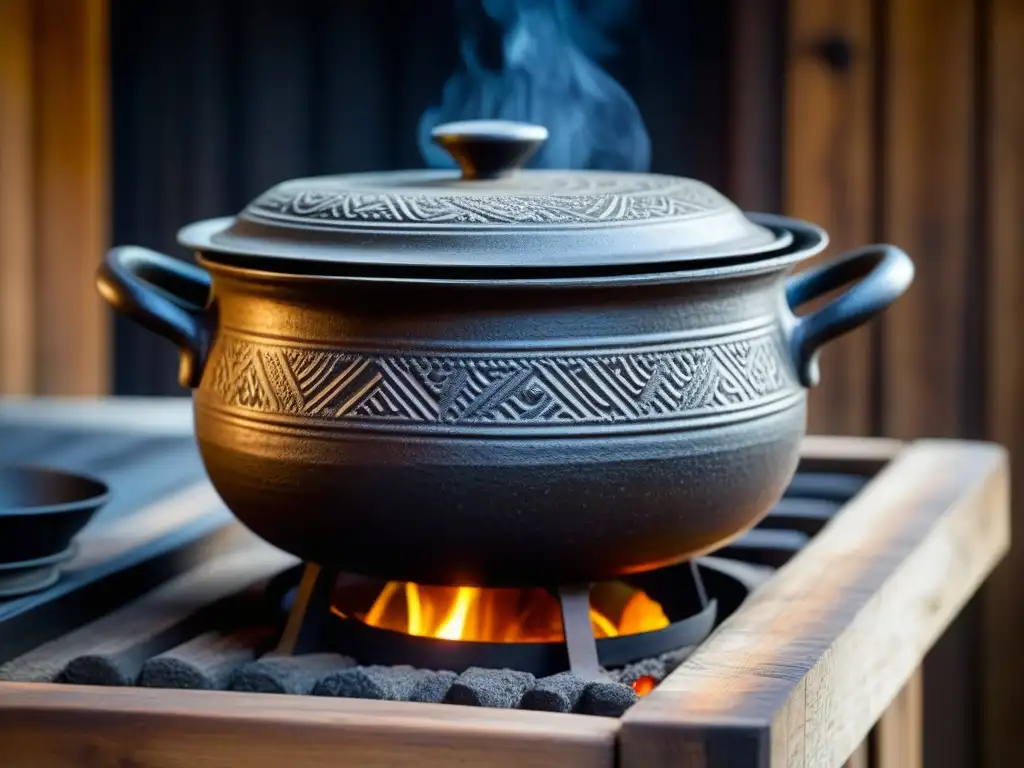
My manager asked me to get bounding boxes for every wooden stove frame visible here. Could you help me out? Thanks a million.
[0,400,1009,768]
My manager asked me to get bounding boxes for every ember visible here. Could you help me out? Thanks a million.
[630,675,657,696]
[333,581,670,643]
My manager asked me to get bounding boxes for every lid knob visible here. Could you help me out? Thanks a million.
[431,120,548,180]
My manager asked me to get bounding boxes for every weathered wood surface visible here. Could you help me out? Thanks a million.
[620,441,1009,768]
[0,681,619,768]
[0,527,291,684]
[0,400,1008,767]
[782,1,1020,757]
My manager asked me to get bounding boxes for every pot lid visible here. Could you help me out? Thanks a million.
[178,120,784,272]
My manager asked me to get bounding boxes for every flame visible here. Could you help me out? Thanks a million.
[333,580,670,643]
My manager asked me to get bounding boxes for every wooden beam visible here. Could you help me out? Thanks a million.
[0,0,35,394]
[0,0,109,396]
[982,0,1024,765]
[842,741,870,768]
[32,0,110,395]
[619,441,1009,767]
[879,0,978,438]
[729,0,783,212]
[785,0,877,436]
[0,422,1002,768]
[875,669,923,768]
[0,682,618,768]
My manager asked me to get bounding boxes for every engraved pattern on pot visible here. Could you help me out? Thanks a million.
[245,173,730,227]
[204,331,794,426]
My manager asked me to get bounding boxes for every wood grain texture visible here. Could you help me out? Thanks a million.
[879,0,978,438]
[982,0,1024,764]
[70,482,226,570]
[0,0,35,394]
[785,0,877,436]
[875,669,923,768]
[0,0,109,396]
[0,526,290,684]
[0,682,618,768]
[0,401,1004,768]
[729,0,783,213]
[620,442,1009,767]
[32,0,110,395]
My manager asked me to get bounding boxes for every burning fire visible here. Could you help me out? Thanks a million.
[333,581,670,644]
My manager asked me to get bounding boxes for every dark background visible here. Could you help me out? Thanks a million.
[108,0,781,394]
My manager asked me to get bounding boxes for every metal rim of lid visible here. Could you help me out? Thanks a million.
[179,120,787,273]
[194,214,829,291]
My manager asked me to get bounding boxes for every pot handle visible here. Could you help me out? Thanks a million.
[96,246,213,389]
[785,244,914,388]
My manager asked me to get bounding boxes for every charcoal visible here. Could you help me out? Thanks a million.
[36,599,214,686]
[609,657,665,684]
[520,672,588,713]
[228,653,353,695]
[610,645,694,686]
[137,628,270,690]
[57,652,149,687]
[409,670,458,704]
[445,667,535,709]
[576,681,638,717]
[313,665,426,700]
[656,646,693,677]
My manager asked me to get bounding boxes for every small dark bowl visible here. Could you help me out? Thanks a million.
[0,466,110,564]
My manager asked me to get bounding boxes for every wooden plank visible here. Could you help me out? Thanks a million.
[0,527,290,684]
[0,396,194,434]
[799,435,903,471]
[982,0,1024,765]
[875,668,923,768]
[785,0,877,436]
[879,0,977,438]
[843,741,870,768]
[0,0,35,394]
[729,0,783,212]
[70,482,226,570]
[620,441,1009,767]
[0,683,617,768]
[31,0,110,395]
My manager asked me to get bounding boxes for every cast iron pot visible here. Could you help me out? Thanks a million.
[96,120,914,587]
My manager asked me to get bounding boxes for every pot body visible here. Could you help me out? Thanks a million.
[96,219,913,586]
[194,264,805,586]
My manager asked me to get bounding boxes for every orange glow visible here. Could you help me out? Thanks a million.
[332,580,671,643]
[631,675,657,696]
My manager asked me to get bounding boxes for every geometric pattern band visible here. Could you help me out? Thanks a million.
[203,329,796,426]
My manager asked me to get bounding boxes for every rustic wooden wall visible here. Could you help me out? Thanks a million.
[0,0,109,396]
[981,0,1024,764]
[784,0,1023,766]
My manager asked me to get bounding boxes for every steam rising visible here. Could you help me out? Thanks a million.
[419,0,651,172]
